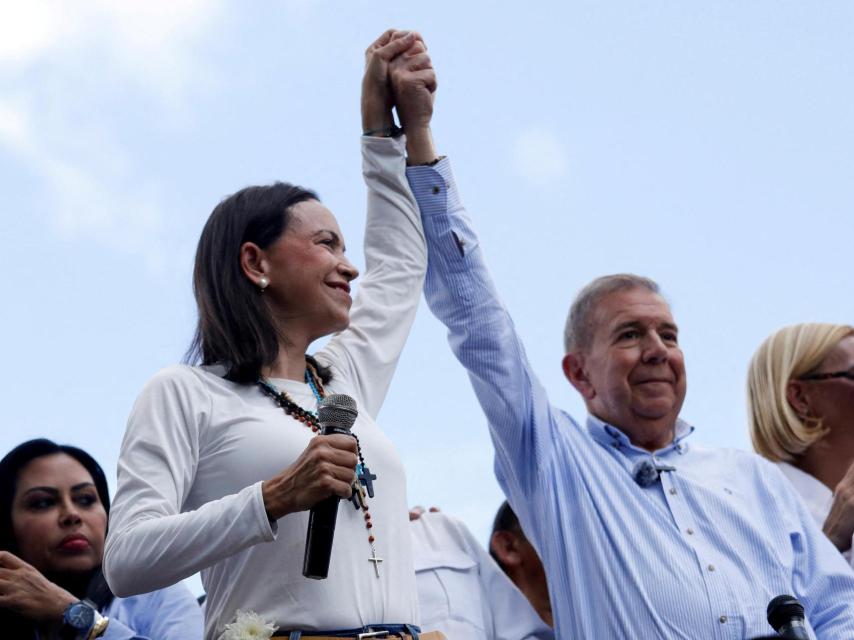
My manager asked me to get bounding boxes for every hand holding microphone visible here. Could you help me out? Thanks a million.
[261,397,359,522]
[261,395,360,579]
[303,395,359,579]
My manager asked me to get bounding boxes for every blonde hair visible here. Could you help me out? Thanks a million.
[748,323,854,462]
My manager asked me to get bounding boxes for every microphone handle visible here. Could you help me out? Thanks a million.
[303,494,340,579]
[302,423,354,579]
[777,620,810,640]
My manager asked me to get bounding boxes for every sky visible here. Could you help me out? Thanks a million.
[1,1,852,596]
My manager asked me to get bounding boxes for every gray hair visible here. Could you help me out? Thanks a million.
[563,274,662,353]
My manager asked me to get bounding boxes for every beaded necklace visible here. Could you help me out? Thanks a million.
[256,362,383,577]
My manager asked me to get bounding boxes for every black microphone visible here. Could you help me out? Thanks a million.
[767,595,810,639]
[302,394,358,580]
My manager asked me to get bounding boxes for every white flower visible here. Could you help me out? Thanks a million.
[218,610,279,640]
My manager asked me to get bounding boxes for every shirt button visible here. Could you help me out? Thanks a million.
[708,564,715,572]
[669,488,677,495]
[432,186,441,195]
[719,615,727,624]
[686,528,694,535]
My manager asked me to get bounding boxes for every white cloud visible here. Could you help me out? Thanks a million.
[0,94,167,271]
[1,0,223,111]
[511,126,569,186]
[0,0,224,271]
[0,99,34,153]
[0,1,64,64]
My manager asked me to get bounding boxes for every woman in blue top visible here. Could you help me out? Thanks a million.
[0,438,203,639]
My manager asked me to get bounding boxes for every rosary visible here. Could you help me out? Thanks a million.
[256,362,383,577]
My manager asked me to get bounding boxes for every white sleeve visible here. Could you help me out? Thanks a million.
[103,367,275,597]
[317,135,427,419]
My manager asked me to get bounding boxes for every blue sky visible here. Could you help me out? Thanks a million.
[1,1,852,594]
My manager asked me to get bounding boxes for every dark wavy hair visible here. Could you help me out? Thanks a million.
[184,182,332,384]
[0,439,114,635]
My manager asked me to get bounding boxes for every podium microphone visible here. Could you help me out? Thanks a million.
[767,595,810,639]
[303,394,358,580]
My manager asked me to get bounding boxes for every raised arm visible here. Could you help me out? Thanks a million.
[393,36,566,490]
[406,160,561,493]
[318,30,432,419]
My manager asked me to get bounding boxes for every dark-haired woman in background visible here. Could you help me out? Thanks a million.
[0,438,202,639]
[103,31,442,640]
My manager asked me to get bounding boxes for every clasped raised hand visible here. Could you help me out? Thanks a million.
[362,29,420,134]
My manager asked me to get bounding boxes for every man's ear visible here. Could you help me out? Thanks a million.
[785,380,811,418]
[563,352,596,400]
[240,241,269,287]
[490,531,522,568]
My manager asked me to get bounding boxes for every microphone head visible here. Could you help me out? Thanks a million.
[767,594,805,631]
[317,394,358,431]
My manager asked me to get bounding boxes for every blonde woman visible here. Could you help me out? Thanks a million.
[748,323,854,560]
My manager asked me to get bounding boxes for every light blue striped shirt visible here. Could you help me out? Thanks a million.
[103,583,203,639]
[406,159,854,639]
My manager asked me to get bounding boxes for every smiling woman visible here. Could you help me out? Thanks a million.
[0,438,203,639]
[102,29,441,640]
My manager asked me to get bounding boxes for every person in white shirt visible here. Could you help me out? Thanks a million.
[488,502,551,629]
[409,509,552,640]
[103,30,444,640]
[748,322,854,562]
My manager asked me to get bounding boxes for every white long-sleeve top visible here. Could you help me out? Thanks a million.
[778,461,854,567]
[104,136,426,640]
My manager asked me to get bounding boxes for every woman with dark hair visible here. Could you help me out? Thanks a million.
[104,31,442,640]
[0,438,202,639]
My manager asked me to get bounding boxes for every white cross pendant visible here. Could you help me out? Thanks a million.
[368,547,383,578]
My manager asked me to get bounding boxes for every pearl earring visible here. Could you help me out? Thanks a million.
[258,276,269,291]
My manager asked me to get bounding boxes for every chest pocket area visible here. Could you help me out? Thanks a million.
[414,550,485,632]
[739,603,782,639]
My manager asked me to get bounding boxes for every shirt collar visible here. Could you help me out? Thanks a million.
[586,413,695,457]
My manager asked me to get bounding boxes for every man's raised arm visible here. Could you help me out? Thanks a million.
[388,45,567,498]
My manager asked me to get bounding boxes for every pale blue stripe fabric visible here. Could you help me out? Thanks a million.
[406,159,854,639]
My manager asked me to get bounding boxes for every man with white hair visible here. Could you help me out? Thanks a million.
[389,40,854,638]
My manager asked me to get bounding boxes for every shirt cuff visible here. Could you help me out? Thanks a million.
[251,481,278,540]
[406,157,462,217]
[361,133,407,158]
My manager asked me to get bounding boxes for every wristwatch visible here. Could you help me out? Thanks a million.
[61,599,109,639]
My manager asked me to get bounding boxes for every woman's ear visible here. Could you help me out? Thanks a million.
[240,242,269,288]
[785,380,811,418]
